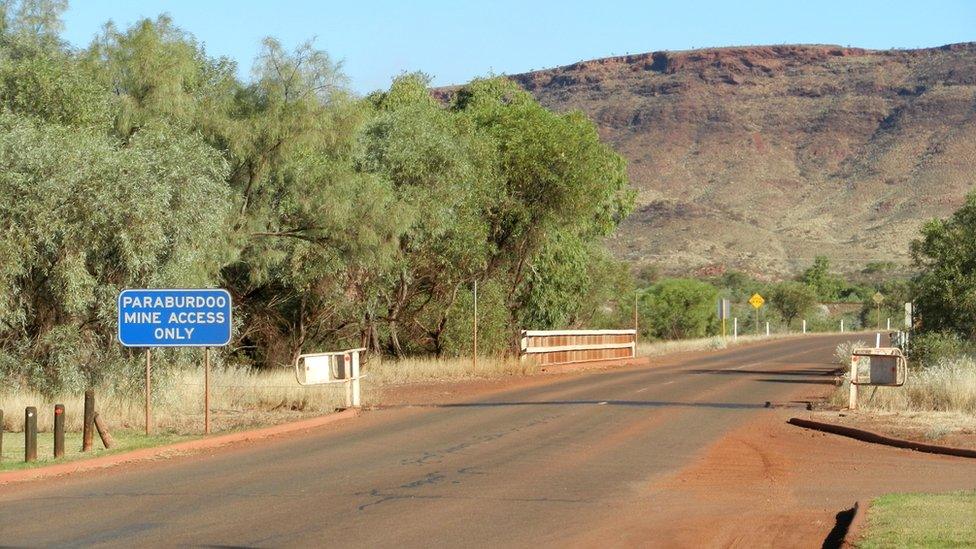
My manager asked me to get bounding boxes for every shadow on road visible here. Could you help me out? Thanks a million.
[398,400,787,411]
[690,368,838,377]
[755,378,838,385]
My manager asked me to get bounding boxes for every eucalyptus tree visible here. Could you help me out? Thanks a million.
[451,78,634,330]
[358,74,496,355]
[0,115,231,391]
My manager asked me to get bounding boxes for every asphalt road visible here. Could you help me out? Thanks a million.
[0,335,914,547]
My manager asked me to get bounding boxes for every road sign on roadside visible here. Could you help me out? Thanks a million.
[118,289,232,347]
[749,293,765,309]
[873,292,884,305]
[717,298,730,320]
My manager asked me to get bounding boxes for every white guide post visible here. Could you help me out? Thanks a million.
[841,319,845,333]
[350,351,361,407]
[848,354,858,410]
[875,333,881,348]
[765,322,770,336]
[733,318,738,341]
[886,318,891,330]
[802,319,807,334]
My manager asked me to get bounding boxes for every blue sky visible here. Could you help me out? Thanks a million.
[62,1,976,94]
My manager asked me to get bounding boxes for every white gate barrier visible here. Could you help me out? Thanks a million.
[520,329,636,366]
[294,347,366,408]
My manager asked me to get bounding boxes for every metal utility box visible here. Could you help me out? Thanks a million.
[297,353,339,385]
[851,347,907,386]
[294,348,366,408]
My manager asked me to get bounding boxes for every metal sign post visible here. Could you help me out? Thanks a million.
[145,349,151,435]
[717,298,730,340]
[749,294,765,336]
[204,346,211,435]
[118,288,233,436]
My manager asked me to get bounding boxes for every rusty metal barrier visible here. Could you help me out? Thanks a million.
[520,329,637,366]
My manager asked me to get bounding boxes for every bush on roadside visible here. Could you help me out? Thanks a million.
[638,278,718,340]
[908,331,974,368]
[834,340,868,366]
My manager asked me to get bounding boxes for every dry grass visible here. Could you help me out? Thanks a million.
[0,356,533,435]
[362,355,537,385]
[832,356,976,415]
[834,339,869,365]
[0,366,348,435]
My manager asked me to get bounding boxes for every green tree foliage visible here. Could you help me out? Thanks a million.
[0,114,230,391]
[769,282,817,328]
[0,9,637,390]
[800,256,843,301]
[911,192,976,339]
[639,278,718,340]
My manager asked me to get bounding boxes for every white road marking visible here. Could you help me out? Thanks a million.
[597,401,608,405]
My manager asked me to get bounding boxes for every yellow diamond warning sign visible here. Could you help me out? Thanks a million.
[749,293,765,309]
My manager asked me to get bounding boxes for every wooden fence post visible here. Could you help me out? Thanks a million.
[93,412,114,449]
[82,389,94,452]
[54,404,65,459]
[25,407,37,463]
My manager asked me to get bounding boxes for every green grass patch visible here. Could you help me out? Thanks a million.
[858,491,976,548]
[0,430,194,472]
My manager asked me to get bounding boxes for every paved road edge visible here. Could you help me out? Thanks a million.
[0,408,360,485]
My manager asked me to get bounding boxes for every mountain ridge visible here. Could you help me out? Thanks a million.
[451,42,976,276]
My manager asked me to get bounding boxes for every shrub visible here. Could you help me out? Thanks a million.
[835,340,868,366]
[769,281,817,328]
[639,278,718,340]
[908,331,973,368]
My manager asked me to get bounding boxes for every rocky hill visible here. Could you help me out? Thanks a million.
[504,43,976,276]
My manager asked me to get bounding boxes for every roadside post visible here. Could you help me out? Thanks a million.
[24,407,37,463]
[54,404,65,459]
[717,299,730,340]
[873,292,884,330]
[82,389,94,452]
[0,409,3,464]
[749,293,765,336]
[802,319,807,334]
[886,318,891,330]
[473,280,479,372]
[633,290,639,343]
[765,322,770,336]
[840,319,845,333]
[733,317,738,341]
[118,289,232,435]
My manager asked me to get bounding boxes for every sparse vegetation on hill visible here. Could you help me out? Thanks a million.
[505,43,976,275]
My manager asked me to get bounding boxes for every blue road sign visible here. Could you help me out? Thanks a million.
[118,289,232,347]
